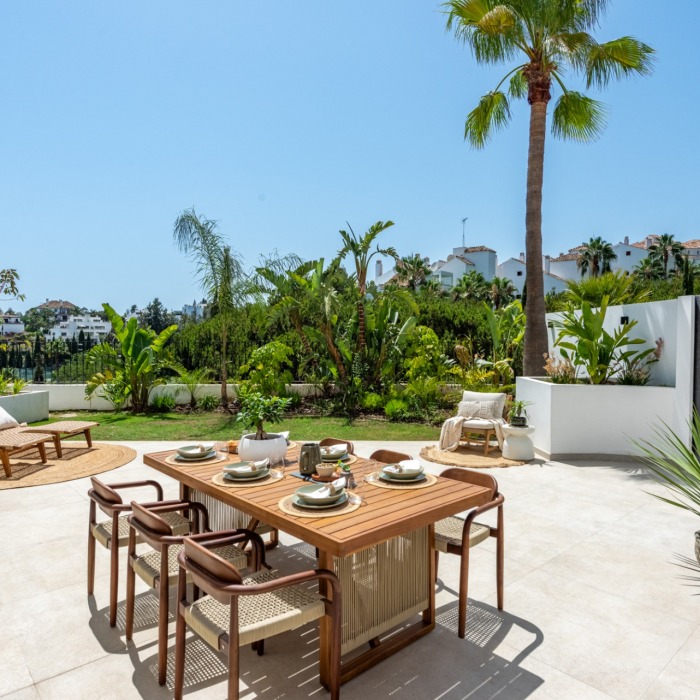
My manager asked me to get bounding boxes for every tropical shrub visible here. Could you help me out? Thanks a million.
[197,393,219,411]
[404,326,452,381]
[239,340,294,396]
[553,297,656,385]
[403,376,444,413]
[543,353,577,384]
[384,398,408,421]
[151,392,177,413]
[361,392,384,411]
[176,366,214,409]
[565,271,649,308]
[85,303,178,413]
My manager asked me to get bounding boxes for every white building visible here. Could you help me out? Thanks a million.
[182,301,208,320]
[0,314,25,335]
[45,315,111,343]
[496,256,567,297]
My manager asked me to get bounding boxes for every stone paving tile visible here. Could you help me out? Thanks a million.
[3,441,700,699]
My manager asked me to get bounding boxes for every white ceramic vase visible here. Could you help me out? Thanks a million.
[238,433,288,462]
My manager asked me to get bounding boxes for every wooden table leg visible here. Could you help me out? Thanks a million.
[1,449,11,478]
[317,549,334,690]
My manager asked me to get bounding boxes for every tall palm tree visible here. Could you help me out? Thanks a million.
[338,221,397,352]
[445,0,654,375]
[577,237,617,278]
[394,253,432,291]
[452,270,489,301]
[648,233,685,279]
[173,208,245,406]
[633,256,664,281]
[489,276,516,309]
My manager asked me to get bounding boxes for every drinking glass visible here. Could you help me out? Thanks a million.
[269,454,285,480]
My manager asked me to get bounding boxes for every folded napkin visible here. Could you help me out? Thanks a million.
[193,443,212,454]
[305,477,347,499]
[321,445,346,456]
[384,460,422,475]
[224,458,269,474]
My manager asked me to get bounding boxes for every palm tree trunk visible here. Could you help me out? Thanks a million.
[357,300,366,352]
[220,323,229,406]
[523,99,549,376]
[323,326,347,382]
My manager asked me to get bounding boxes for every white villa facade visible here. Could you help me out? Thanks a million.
[0,314,25,335]
[375,234,699,294]
[45,315,111,342]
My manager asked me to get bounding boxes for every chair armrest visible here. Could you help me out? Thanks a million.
[148,500,210,535]
[110,480,164,501]
[232,568,341,599]
[461,494,504,536]
[187,529,265,570]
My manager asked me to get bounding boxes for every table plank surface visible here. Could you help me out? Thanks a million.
[144,443,490,558]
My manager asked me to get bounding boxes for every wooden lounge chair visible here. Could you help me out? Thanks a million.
[0,427,53,478]
[434,468,505,638]
[126,501,249,686]
[174,531,342,700]
[22,419,99,458]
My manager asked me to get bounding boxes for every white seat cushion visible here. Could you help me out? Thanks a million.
[461,418,498,430]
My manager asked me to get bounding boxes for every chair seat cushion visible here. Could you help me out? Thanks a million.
[134,542,248,588]
[461,418,498,431]
[91,512,190,549]
[434,517,490,553]
[184,569,326,649]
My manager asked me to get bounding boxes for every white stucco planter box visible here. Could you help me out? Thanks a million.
[516,377,681,460]
[0,391,50,423]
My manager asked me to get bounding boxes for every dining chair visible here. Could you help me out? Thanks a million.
[369,448,410,463]
[174,531,342,700]
[125,501,249,685]
[434,468,504,638]
[87,476,190,627]
[319,437,355,455]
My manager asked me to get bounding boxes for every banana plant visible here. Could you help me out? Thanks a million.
[86,303,178,413]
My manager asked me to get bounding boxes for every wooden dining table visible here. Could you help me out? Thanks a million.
[143,443,491,687]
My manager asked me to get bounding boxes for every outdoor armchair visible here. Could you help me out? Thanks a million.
[369,448,411,464]
[456,390,507,455]
[434,468,504,638]
[174,531,342,700]
[319,437,355,455]
[87,476,190,627]
[125,501,249,685]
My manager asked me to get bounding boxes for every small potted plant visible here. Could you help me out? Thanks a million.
[508,399,531,427]
[236,389,291,462]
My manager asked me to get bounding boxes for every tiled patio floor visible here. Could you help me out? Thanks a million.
[1,441,698,699]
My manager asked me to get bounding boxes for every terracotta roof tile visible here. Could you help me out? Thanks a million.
[551,253,578,262]
[455,255,475,266]
[683,239,700,249]
[462,246,496,253]
[37,300,77,310]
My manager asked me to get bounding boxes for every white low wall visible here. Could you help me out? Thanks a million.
[517,378,679,459]
[0,391,50,423]
[26,383,324,411]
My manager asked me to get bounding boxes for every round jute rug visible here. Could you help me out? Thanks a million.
[420,444,526,469]
[0,442,137,489]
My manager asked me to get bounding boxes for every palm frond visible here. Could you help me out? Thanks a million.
[552,90,606,142]
[465,91,511,148]
[478,5,517,35]
[585,36,656,89]
[508,69,527,99]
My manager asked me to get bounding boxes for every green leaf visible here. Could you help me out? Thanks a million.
[465,91,511,148]
[508,70,527,99]
[586,36,656,89]
[552,91,607,142]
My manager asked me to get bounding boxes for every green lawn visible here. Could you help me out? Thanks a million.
[34,411,441,442]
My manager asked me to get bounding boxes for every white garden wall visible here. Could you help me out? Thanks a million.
[519,295,695,458]
[26,383,323,411]
[0,391,50,423]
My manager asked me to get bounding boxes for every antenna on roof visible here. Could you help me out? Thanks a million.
[461,217,469,247]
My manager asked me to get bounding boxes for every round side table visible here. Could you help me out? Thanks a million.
[502,425,535,461]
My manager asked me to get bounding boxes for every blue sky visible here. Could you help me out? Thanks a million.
[3,1,698,314]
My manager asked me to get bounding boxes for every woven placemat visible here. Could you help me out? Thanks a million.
[165,452,229,466]
[211,472,284,488]
[0,443,136,490]
[278,493,361,518]
[419,445,526,469]
[368,472,438,490]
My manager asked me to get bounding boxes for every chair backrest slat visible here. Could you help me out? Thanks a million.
[90,477,123,506]
[370,449,411,464]
[183,537,243,586]
[131,501,174,536]
[440,467,498,499]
